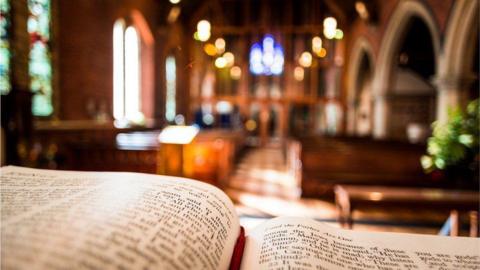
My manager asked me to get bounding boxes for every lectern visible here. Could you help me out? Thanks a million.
[157,125,199,176]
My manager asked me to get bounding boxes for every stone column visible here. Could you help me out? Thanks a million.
[372,94,389,139]
[346,99,357,135]
[433,74,475,123]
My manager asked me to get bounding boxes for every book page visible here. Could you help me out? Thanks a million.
[241,217,480,270]
[1,166,240,270]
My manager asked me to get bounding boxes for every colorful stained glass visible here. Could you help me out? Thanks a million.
[249,34,284,76]
[0,0,10,95]
[28,0,52,116]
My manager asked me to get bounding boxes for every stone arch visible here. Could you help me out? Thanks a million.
[372,0,441,138]
[436,0,479,122]
[346,37,375,135]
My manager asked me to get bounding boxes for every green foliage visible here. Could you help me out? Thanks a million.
[421,99,479,173]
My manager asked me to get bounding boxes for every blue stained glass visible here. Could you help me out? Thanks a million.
[249,34,284,76]
[28,0,52,116]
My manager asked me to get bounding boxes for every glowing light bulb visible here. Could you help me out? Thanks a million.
[193,31,200,40]
[197,20,211,41]
[204,43,217,56]
[323,17,337,29]
[263,35,275,51]
[299,51,312,68]
[169,0,180,4]
[355,1,369,20]
[312,36,322,54]
[335,29,344,40]
[318,48,327,58]
[223,52,235,67]
[197,20,211,31]
[230,66,242,80]
[323,17,337,39]
[215,57,227,68]
[197,31,211,42]
[215,38,226,54]
[271,46,284,75]
[294,66,304,81]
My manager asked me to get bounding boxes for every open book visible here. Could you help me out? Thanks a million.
[1,166,479,269]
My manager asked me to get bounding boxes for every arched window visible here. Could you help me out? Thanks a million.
[113,19,142,125]
[29,0,53,116]
[113,19,125,121]
[165,55,176,122]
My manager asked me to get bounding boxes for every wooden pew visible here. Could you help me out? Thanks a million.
[334,185,480,236]
[299,136,439,197]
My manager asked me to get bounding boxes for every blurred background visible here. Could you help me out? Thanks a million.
[0,0,478,236]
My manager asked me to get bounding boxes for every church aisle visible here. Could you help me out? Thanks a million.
[227,145,301,199]
[226,145,452,236]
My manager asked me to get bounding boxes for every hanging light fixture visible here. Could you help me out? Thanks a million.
[323,17,337,39]
[223,52,235,67]
[215,38,226,54]
[230,66,242,80]
[312,36,322,55]
[203,43,217,56]
[335,29,344,40]
[215,57,227,68]
[299,51,312,68]
[318,48,327,58]
[294,67,304,81]
[196,20,211,42]
[355,1,370,20]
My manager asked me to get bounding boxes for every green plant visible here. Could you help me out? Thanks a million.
[421,99,479,174]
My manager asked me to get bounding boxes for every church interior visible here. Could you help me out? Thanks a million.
[1,0,479,236]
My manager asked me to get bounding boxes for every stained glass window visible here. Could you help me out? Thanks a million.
[0,0,10,94]
[249,34,284,76]
[165,55,176,122]
[28,0,53,116]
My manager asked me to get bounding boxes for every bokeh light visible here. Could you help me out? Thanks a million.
[299,51,312,68]
[230,66,242,80]
[323,17,337,39]
[294,66,304,81]
[215,57,227,68]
